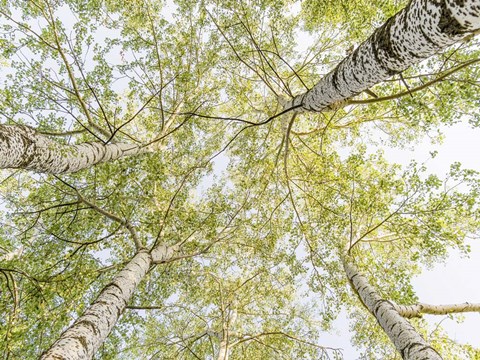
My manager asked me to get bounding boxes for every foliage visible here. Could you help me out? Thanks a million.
[1,0,480,359]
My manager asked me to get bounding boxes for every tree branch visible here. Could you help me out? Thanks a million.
[395,302,480,319]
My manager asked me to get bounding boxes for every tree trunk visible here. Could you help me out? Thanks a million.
[343,257,442,360]
[217,340,229,360]
[215,307,237,360]
[0,124,145,174]
[286,0,480,113]
[41,250,152,360]
[41,244,178,360]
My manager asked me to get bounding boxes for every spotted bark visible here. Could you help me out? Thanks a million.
[41,244,178,360]
[286,0,480,113]
[343,258,442,360]
[0,125,145,174]
[40,251,152,360]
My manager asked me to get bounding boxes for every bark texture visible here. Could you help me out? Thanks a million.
[217,340,229,360]
[287,0,480,112]
[0,125,144,174]
[395,302,480,318]
[41,250,153,360]
[216,309,237,360]
[343,258,442,360]
[151,243,180,264]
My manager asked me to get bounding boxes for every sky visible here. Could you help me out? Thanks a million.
[126,3,480,356]
[2,1,479,358]
[318,122,480,357]
[200,118,480,358]
[289,3,480,354]
[392,123,480,347]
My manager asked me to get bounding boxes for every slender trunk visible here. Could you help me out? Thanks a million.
[216,307,237,360]
[343,257,442,360]
[41,245,178,360]
[0,125,145,174]
[217,340,229,360]
[286,0,480,113]
[394,302,480,318]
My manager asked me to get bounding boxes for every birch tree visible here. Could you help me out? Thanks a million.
[0,0,222,174]
[284,0,480,113]
[0,1,229,351]
[41,247,175,359]
[0,124,148,174]
[122,234,340,359]
[343,257,442,360]
[2,0,480,359]
[337,155,480,359]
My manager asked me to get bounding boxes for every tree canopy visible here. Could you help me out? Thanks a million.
[1,0,480,359]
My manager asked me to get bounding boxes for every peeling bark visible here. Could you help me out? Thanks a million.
[0,125,145,174]
[286,0,480,113]
[343,258,442,360]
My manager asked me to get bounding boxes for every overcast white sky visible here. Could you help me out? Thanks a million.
[391,123,480,347]
[2,2,478,357]
[320,122,480,357]
[184,1,480,354]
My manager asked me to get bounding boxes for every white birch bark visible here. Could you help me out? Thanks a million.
[394,302,480,318]
[286,0,480,113]
[217,340,229,360]
[213,308,237,359]
[40,250,152,360]
[343,258,442,360]
[41,245,178,360]
[0,124,145,174]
